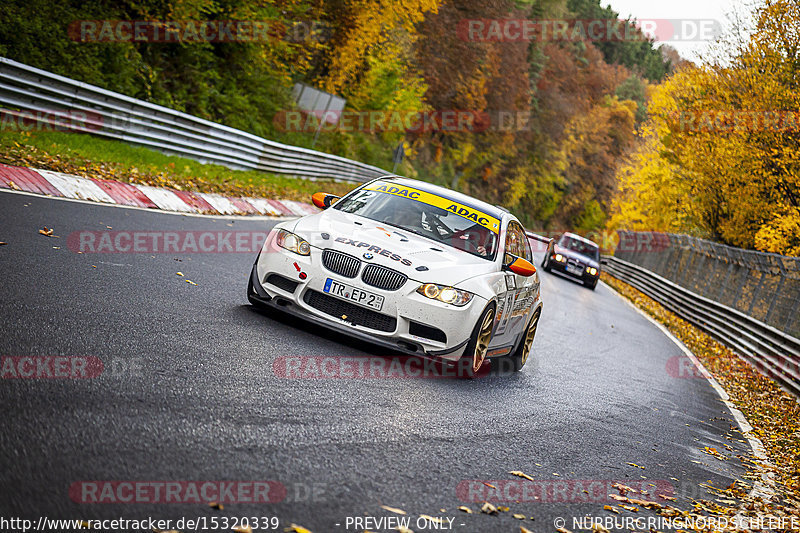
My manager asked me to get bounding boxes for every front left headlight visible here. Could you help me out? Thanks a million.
[417,284,473,307]
[276,229,311,256]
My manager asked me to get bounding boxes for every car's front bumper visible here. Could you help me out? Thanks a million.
[548,256,599,284]
[249,245,486,361]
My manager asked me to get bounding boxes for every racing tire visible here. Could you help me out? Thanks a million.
[542,255,552,273]
[583,278,598,291]
[458,302,497,379]
[497,310,540,374]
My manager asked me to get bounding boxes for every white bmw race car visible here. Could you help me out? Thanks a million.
[247,176,543,376]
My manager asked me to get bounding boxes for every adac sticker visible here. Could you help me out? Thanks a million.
[363,181,500,234]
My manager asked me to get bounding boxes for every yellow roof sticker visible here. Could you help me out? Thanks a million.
[363,181,501,234]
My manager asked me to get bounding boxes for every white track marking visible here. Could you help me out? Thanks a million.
[197,193,238,215]
[132,184,196,212]
[0,188,286,221]
[245,198,283,216]
[34,169,115,203]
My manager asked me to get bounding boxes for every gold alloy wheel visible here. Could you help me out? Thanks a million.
[520,314,539,366]
[472,308,496,373]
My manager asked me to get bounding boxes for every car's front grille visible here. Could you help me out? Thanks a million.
[303,290,397,332]
[361,264,408,291]
[322,249,361,278]
[264,273,299,293]
[409,321,447,344]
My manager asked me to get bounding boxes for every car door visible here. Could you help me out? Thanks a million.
[489,220,535,354]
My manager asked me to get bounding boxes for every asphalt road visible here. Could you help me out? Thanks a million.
[0,190,753,533]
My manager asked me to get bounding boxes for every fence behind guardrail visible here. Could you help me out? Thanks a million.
[0,57,388,183]
[614,231,800,339]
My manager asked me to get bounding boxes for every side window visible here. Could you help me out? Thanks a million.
[505,222,527,259]
[521,227,533,262]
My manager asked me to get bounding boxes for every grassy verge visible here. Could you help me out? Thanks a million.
[0,130,360,201]
[602,273,800,524]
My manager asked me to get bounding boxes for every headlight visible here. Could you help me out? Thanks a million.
[588,267,598,276]
[276,229,310,256]
[417,284,473,307]
[555,253,565,262]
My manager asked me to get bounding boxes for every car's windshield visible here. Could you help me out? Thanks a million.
[334,183,498,260]
[558,235,599,261]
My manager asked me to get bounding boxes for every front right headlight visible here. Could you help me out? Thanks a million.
[417,284,473,307]
[275,229,310,256]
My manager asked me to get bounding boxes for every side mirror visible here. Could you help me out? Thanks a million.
[504,254,536,277]
[311,192,340,210]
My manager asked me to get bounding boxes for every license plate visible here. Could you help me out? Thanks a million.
[323,278,385,311]
[566,264,584,276]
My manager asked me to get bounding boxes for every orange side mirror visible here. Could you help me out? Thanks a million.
[312,192,340,209]
[508,257,536,277]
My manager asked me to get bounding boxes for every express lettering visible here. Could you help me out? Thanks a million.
[375,185,421,199]
[446,204,490,227]
[334,237,412,266]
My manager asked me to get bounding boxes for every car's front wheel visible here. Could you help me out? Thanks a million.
[459,303,496,378]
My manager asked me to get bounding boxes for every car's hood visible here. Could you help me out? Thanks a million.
[293,210,495,285]
[554,245,600,269]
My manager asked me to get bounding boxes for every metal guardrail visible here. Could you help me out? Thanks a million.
[603,255,800,397]
[0,57,388,182]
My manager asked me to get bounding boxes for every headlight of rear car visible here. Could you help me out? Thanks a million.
[417,284,473,307]
[555,253,565,262]
[588,267,598,276]
[276,229,311,256]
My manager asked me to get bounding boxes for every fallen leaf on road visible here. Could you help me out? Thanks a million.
[497,506,510,512]
[457,506,472,514]
[233,526,252,533]
[658,494,676,501]
[556,527,573,533]
[39,227,54,236]
[380,505,406,515]
[509,471,535,481]
[520,527,533,533]
[185,280,197,285]
[482,482,496,489]
[628,497,663,510]
[395,527,413,533]
[618,504,639,512]
[419,515,443,524]
[284,525,311,533]
[0,242,7,246]
[208,501,223,510]
[512,513,526,520]
[603,505,619,514]
[627,462,645,469]
[591,523,610,532]
[609,494,628,502]
[611,482,637,495]
[176,272,184,276]
[480,502,498,515]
